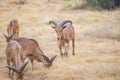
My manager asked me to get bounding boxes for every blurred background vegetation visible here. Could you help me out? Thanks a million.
[13,0,120,10]
[50,0,120,10]
[85,0,120,10]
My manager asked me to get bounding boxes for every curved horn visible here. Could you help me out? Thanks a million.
[9,33,16,39]
[60,20,72,27]
[3,33,8,39]
[51,55,57,62]
[40,54,50,61]
[6,66,19,73]
[49,21,59,27]
[19,61,29,72]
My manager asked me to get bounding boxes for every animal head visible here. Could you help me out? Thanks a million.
[10,19,18,26]
[41,55,57,68]
[3,33,15,43]
[6,61,29,80]
[49,20,72,41]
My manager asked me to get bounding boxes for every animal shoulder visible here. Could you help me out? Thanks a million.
[29,39,40,47]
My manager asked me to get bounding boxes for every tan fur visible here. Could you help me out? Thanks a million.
[7,20,19,39]
[51,22,75,57]
[15,37,56,69]
[16,37,44,62]
[6,40,23,79]
[4,33,56,70]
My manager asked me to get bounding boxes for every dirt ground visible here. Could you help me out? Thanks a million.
[0,0,120,80]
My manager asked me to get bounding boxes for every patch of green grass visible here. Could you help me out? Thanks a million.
[63,0,77,9]
[54,50,59,55]
[67,3,73,8]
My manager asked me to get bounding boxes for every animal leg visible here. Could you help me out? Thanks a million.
[7,60,11,78]
[64,43,69,57]
[31,59,34,71]
[59,46,64,58]
[11,64,14,80]
[72,39,75,55]
[16,31,19,38]
[11,70,14,80]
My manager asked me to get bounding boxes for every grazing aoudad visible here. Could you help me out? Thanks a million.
[3,34,29,80]
[4,33,57,71]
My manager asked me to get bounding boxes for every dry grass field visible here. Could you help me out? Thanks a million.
[0,0,120,80]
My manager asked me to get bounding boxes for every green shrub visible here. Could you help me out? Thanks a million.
[98,0,114,9]
[85,0,119,10]
[86,0,99,7]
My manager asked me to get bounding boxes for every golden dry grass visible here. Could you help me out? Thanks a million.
[0,0,120,80]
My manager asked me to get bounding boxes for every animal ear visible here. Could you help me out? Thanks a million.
[19,61,29,72]
[6,66,19,73]
[51,55,57,62]
[62,26,67,29]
